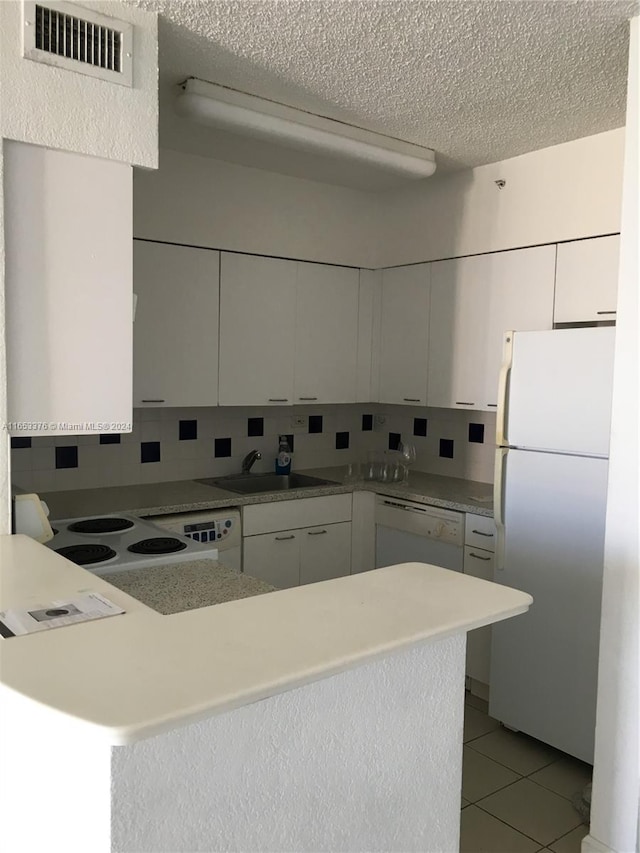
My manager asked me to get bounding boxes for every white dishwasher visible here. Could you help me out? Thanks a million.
[375,495,464,571]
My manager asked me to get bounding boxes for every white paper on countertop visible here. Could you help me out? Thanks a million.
[0,592,125,638]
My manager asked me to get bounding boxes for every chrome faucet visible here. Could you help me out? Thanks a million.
[241,449,262,474]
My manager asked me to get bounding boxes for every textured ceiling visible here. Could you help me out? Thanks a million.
[126,0,637,185]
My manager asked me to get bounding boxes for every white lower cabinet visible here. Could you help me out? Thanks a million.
[300,522,352,584]
[463,513,497,687]
[242,496,353,588]
[243,531,301,589]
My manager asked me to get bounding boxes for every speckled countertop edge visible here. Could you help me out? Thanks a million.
[42,467,494,520]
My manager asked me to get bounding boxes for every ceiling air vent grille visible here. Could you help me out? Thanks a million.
[22,1,132,87]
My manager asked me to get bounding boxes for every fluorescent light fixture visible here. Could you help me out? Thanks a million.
[175,78,436,180]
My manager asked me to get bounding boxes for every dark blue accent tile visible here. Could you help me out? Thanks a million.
[11,437,32,449]
[468,423,485,443]
[388,432,401,451]
[179,419,198,441]
[55,446,78,469]
[309,415,323,434]
[99,434,121,445]
[284,434,294,452]
[413,418,428,437]
[214,437,232,458]
[439,439,454,459]
[362,414,373,431]
[247,417,264,437]
[141,442,161,464]
[336,431,349,450]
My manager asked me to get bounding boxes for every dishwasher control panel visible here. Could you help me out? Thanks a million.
[375,496,464,546]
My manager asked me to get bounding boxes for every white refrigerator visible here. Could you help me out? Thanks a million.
[490,327,615,764]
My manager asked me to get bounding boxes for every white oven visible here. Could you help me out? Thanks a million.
[375,495,464,572]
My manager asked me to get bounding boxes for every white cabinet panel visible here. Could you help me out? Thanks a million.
[294,263,359,403]
[218,253,296,406]
[554,235,620,324]
[464,514,497,552]
[299,522,352,584]
[5,142,133,435]
[378,264,431,405]
[243,531,300,589]
[428,246,555,411]
[133,242,219,407]
[463,545,495,685]
[243,494,352,536]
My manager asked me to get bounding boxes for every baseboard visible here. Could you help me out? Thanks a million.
[582,833,614,853]
[467,677,490,702]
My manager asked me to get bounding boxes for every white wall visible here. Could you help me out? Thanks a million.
[377,128,625,267]
[588,17,639,853]
[0,0,158,168]
[112,636,465,853]
[134,148,377,268]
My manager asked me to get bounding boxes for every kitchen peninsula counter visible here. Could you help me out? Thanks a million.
[1,532,529,853]
[40,467,494,520]
[0,533,526,745]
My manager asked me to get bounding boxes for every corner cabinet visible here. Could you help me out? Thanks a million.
[218,253,360,406]
[554,235,620,324]
[133,241,220,408]
[428,245,556,410]
[378,263,431,405]
[5,142,133,436]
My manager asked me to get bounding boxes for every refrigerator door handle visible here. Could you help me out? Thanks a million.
[494,448,508,571]
[496,331,514,447]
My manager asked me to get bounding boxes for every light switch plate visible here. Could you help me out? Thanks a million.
[291,415,307,430]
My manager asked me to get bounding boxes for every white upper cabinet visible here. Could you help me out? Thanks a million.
[218,253,297,406]
[133,241,220,408]
[554,235,620,324]
[378,264,431,405]
[4,142,133,435]
[294,263,360,404]
[428,245,556,410]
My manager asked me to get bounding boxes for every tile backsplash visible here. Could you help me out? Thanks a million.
[10,405,495,494]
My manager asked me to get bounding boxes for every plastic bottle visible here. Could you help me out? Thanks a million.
[275,435,292,475]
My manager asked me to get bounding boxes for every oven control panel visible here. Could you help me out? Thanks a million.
[147,510,241,549]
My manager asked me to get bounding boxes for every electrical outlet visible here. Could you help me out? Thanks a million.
[291,415,307,430]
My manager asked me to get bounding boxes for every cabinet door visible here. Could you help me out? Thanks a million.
[133,242,219,407]
[464,545,495,685]
[218,253,296,405]
[481,246,555,409]
[378,264,430,405]
[243,531,300,588]
[429,256,491,409]
[5,142,132,435]
[554,235,620,324]
[300,522,352,585]
[294,263,360,403]
[429,247,554,411]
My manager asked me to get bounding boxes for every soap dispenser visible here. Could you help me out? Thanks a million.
[275,435,292,475]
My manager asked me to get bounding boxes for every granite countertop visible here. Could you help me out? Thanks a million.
[41,467,493,519]
[99,559,276,615]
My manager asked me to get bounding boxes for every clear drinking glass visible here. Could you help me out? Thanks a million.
[399,442,417,483]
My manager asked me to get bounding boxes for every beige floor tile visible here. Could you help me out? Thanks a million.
[464,705,501,742]
[477,778,583,847]
[549,825,589,853]
[465,692,489,713]
[462,746,521,803]
[469,727,561,775]
[529,757,592,800]
[460,804,540,853]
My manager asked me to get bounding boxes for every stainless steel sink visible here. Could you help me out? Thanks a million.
[196,472,336,494]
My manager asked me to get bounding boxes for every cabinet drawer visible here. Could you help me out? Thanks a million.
[243,494,352,536]
[464,514,496,551]
[463,545,496,575]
